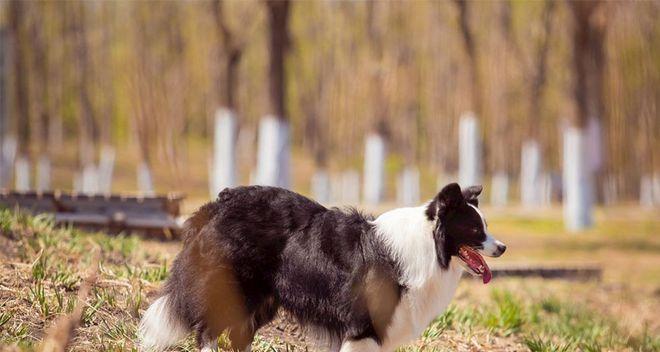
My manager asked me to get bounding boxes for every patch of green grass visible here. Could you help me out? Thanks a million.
[523,335,574,352]
[415,289,657,351]
[422,306,456,342]
[482,290,523,336]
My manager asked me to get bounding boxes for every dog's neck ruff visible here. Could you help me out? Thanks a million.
[373,204,455,289]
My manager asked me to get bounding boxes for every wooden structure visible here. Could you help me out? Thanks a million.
[466,265,602,281]
[0,190,184,239]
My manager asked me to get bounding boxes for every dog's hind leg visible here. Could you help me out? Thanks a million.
[200,340,218,352]
[339,338,380,352]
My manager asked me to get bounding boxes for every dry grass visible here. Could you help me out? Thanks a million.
[0,206,658,352]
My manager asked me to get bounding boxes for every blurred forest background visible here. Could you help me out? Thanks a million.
[0,0,658,208]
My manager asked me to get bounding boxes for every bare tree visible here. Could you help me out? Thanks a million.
[564,1,608,230]
[0,27,9,187]
[255,0,292,188]
[30,1,53,191]
[363,0,389,204]
[70,1,99,193]
[527,1,555,139]
[97,2,116,194]
[212,0,243,110]
[265,0,291,119]
[454,0,482,116]
[209,0,245,195]
[8,0,31,190]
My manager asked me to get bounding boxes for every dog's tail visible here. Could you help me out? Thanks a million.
[139,202,218,351]
[138,294,188,351]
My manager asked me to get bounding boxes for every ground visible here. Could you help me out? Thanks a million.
[0,205,658,351]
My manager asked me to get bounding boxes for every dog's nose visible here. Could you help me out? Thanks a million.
[497,243,507,255]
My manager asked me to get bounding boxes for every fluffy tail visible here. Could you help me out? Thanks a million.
[138,294,189,351]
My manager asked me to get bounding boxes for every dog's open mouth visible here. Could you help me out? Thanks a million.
[458,245,492,284]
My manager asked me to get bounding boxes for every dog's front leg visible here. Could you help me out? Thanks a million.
[339,338,380,352]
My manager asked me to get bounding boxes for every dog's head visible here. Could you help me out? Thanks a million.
[426,183,506,283]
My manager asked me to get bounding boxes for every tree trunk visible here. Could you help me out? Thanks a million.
[9,0,31,190]
[210,0,242,196]
[211,0,242,110]
[72,2,98,194]
[98,2,116,194]
[520,0,555,207]
[31,3,52,191]
[265,0,290,119]
[397,167,420,206]
[0,28,9,188]
[256,0,291,188]
[458,112,482,187]
[363,1,388,204]
[454,0,482,116]
[363,133,386,204]
[527,0,555,139]
[564,1,607,231]
[211,108,237,195]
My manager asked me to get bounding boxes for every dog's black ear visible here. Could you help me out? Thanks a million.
[462,185,483,207]
[426,183,464,220]
[434,222,450,269]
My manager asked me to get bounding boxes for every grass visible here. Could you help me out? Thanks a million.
[0,208,659,351]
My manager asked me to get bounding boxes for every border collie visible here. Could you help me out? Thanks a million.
[139,183,506,351]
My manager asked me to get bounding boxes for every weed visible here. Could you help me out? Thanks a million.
[31,250,48,281]
[140,261,169,282]
[29,281,51,318]
[524,335,574,352]
[0,312,11,328]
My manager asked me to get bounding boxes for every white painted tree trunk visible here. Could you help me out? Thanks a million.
[0,32,7,188]
[563,127,593,231]
[330,173,342,204]
[586,117,603,174]
[520,140,543,206]
[540,172,553,206]
[98,145,115,194]
[14,156,29,191]
[36,155,50,191]
[654,174,660,205]
[311,169,331,204]
[342,170,360,205]
[255,116,290,188]
[458,112,481,187]
[640,173,660,207]
[0,135,16,188]
[211,108,237,197]
[363,133,386,204]
[603,174,618,205]
[137,162,154,196]
[396,167,420,206]
[81,163,99,194]
[490,172,509,207]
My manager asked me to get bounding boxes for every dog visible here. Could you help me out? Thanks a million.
[139,183,506,351]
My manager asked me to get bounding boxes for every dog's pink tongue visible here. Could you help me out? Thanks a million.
[481,265,492,284]
[459,246,492,284]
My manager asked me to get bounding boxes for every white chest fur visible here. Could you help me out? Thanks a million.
[380,261,463,352]
[372,205,465,352]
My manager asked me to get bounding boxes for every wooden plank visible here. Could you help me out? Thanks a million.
[0,191,184,239]
[464,265,602,281]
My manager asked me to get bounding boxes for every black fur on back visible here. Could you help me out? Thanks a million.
[164,186,402,346]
